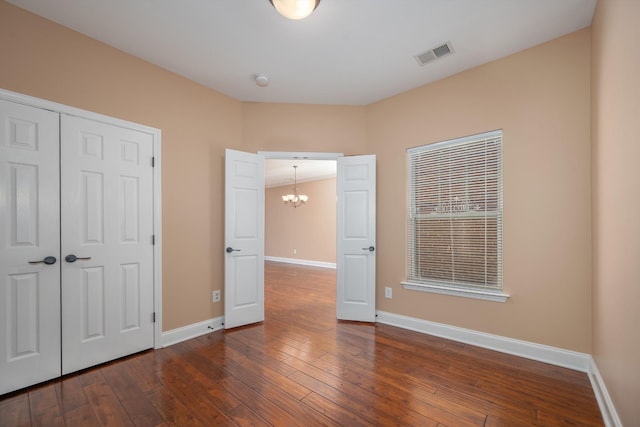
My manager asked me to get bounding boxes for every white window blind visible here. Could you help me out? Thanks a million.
[407,130,503,291]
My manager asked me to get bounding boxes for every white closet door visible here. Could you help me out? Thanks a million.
[0,100,61,394]
[60,115,155,374]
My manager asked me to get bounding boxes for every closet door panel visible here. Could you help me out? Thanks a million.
[61,116,154,374]
[0,100,61,394]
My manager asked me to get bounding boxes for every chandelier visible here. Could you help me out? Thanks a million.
[282,165,309,208]
[268,0,321,20]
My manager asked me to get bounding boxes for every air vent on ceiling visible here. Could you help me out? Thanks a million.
[414,41,454,66]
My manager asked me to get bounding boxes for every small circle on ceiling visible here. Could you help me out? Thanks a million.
[255,74,270,87]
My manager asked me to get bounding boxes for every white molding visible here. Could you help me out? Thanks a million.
[258,151,344,160]
[402,281,509,303]
[375,310,591,372]
[152,130,163,349]
[265,256,336,269]
[0,88,164,351]
[0,88,159,134]
[161,316,224,348]
[588,359,623,427]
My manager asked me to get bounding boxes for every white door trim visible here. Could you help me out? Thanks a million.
[0,88,163,349]
[258,151,344,160]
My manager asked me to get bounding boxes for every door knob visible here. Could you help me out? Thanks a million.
[65,254,92,263]
[226,247,241,253]
[29,256,57,265]
[362,246,375,252]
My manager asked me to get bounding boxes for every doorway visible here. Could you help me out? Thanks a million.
[264,158,338,315]
[261,151,378,322]
[264,158,338,268]
[224,149,376,329]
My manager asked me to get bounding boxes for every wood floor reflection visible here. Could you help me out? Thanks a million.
[0,261,603,426]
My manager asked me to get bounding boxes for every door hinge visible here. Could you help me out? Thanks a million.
[152,312,156,323]
[152,234,155,245]
[151,156,155,167]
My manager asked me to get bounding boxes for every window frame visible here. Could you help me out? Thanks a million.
[402,130,509,303]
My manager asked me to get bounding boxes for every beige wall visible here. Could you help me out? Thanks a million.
[266,178,336,263]
[0,1,368,332]
[367,29,593,352]
[0,1,243,331]
[591,0,640,424]
[241,102,367,154]
[0,0,602,364]
[6,0,639,420]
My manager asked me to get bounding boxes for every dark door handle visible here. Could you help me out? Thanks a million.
[65,254,92,263]
[29,256,57,265]
[362,246,375,252]
[226,247,241,253]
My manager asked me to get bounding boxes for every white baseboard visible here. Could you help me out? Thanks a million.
[161,316,224,347]
[588,358,623,427]
[375,310,591,372]
[265,256,336,269]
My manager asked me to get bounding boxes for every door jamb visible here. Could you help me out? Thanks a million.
[258,151,344,160]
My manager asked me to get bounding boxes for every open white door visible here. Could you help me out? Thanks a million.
[224,149,265,329]
[336,155,376,322]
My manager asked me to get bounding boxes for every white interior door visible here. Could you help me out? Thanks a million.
[0,100,61,394]
[224,149,265,329]
[336,155,376,322]
[60,115,155,374]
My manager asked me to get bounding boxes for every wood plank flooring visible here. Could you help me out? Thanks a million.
[0,261,604,426]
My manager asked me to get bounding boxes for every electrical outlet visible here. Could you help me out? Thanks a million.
[293,249,297,255]
[385,287,392,299]
[213,290,221,302]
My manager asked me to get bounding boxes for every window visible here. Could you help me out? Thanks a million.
[403,130,507,302]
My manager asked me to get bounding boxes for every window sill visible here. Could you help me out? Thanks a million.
[401,282,510,303]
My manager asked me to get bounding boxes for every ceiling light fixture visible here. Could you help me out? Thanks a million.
[268,0,321,20]
[282,165,309,208]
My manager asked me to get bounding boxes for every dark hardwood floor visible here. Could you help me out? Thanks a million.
[1,261,604,426]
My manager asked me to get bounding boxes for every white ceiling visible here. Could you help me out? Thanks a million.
[7,0,596,106]
[265,159,336,188]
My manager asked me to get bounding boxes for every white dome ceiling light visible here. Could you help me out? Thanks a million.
[268,0,321,20]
